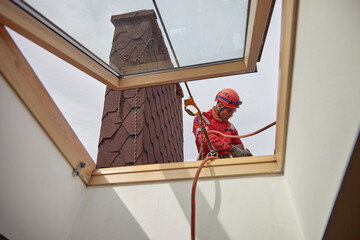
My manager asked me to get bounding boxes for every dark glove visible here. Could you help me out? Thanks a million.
[230,146,253,157]
[234,144,244,149]
[244,148,252,156]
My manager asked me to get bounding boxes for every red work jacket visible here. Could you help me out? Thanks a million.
[192,109,244,157]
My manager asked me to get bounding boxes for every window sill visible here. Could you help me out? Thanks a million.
[89,155,280,185]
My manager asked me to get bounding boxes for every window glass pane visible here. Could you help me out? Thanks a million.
[23,0,248,75]
[9,0,281,165]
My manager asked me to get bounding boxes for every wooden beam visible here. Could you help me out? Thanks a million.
[244,0,275,72]
[243,0,258,68]
[117,60,247,90]
[0,0,119,89]
[0,25,96,185]
[89,159,280,186]
[275,0,299,171]
[93,155,276,175]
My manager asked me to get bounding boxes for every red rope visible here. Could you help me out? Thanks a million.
[207,121,276,139]
[190,121,276,239]
[191,156,217,240]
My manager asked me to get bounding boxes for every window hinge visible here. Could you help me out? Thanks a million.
[73,162,86,177]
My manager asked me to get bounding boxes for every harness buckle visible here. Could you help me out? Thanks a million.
[207,148,218,158]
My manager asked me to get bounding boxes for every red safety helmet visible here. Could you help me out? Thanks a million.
[215,88,242,108]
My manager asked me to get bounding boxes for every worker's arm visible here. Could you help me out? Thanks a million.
[231,127,244,149]
[206,132,232,155]
[230,127,252,156]
[193,115,232,156]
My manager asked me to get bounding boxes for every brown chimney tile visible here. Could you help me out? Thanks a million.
[97,10,183,167]
[124,88,146,108]
[110,153,127,167]
[119,134,144,164]
[102,88,120,119]
[159,110,166,132]
[97,143,118,168]
[112,31,132,50]
[110,125,130,152]
[122,108,145,135]
[143,127,155,161]
[153,113,162,138]
[143,100,152,123]
[105,87,113,96]
[123,88,136,98]
[127,21,151,40]
[98,116,120,141]
[112,98,132,123]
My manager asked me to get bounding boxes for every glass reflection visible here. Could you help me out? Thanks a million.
[23,0,249,75]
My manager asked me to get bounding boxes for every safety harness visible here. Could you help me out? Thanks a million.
[184,86,218,160]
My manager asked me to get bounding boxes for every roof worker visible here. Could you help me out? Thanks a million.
[192,88,252,159]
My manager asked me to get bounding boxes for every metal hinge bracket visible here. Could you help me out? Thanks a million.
[73,162,86,177]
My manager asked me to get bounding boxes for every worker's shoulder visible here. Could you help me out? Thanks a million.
[193,110,212,125]
[201,110,213,120]
[228,121,236,129]
[202,109,212,117]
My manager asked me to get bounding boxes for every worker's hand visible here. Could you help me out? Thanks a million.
[234,144,244,149]
[230,146,252,157]
[244,148,253,156]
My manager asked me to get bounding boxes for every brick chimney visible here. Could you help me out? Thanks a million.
[97,10,184,167]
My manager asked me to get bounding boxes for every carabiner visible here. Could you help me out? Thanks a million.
[184,97,201,116]
[207,148,218,158]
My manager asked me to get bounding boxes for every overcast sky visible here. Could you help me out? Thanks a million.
[9,0,282,162]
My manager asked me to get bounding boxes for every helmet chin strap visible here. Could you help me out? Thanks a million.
[216,102,226,119]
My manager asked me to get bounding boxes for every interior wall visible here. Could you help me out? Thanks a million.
[0,75,87,240]
[284,0,360,239]
[3,1,359,239]
[69,176,303,240]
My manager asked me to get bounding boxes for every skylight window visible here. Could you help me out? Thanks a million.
[22,0,249,75]
[0,0,298,185]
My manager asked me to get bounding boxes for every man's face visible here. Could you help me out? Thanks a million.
[218,102,237,122]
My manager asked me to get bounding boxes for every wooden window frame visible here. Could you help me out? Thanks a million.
[0,0,298,185]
